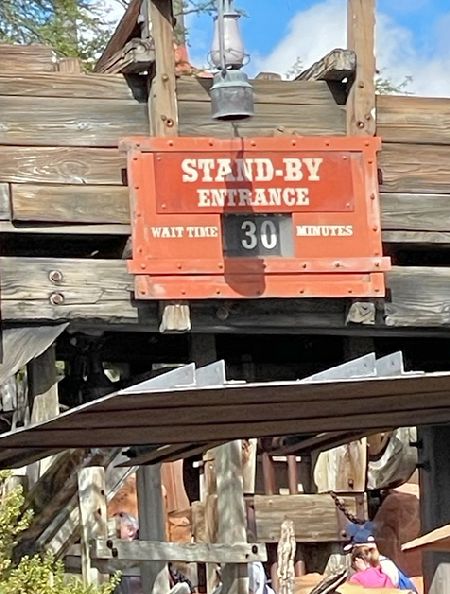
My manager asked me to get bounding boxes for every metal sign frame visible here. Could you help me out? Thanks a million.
[121,135,391,300]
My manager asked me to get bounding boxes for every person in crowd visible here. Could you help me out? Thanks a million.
[345,521,417,592]
[348,545,395,588]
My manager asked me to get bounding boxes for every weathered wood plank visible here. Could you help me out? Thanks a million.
[296,49,356,82]
[380,143,450,193]
[178,101,346,138]
[92,540,266,563]
[383,231,450,244]
[385,268,450,327]
[381,193,450,232]
[0,221,130,235]
[0,73,146,100]
[0,96,147,147]
[0,44,55,72]
[377,95,450,145]
[0,183,10,220]
[0,147,125,184]
[1,258,450,329]
[254,494,357,542]
[12,185,129,224]
[177,77,344,105]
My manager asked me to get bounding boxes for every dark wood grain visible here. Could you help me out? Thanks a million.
[0,147,125,184]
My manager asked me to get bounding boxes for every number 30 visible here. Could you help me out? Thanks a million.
[241,219,278,250]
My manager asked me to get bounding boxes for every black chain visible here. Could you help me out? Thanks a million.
[329,491,365,525]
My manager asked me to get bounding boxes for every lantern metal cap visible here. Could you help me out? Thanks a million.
[210,69,254,121]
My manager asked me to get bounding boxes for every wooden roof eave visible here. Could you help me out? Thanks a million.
[95,0,143,73]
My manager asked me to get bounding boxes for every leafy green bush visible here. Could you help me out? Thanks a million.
[0,472,119,594]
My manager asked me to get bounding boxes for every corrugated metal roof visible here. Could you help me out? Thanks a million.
[1,369,450,469]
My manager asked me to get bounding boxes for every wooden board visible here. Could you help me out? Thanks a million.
[254,494,357,542]
[0,147,125,184]
[0,183,10,220]
[380,143,450,193]
[377,95,450,145]
[12,185,129,224]
[0,73,146,101]
[1,258,450,329]
[178,101,346,138]
[381,193,450,231]
[0,96,147,147]
[0,44,54,72]
[176,77,345,106]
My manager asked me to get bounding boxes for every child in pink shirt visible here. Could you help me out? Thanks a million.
[348,546,395,589]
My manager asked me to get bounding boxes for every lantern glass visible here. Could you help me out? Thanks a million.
[210,10,245,69]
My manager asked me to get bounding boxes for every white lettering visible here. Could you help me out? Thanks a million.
[296,225,354,237]
[186,226,219,238]
[303,158,323,181]
[181,158,198,182]
[254,158,274,181]
[197,158,215,182]
[295,187,310,205]
[283,158,303,181]
[150,226,184,238]
[197,188,211,207]
[216,158,234,182]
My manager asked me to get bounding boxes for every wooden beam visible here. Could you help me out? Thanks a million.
[58,58,82,73]
[346,0,376,135]
[95,0,141,73]
[0,147,125,184]
[0,73,145,100]
[0,44,55,72]
[78,466,108,585]
[216,442,249,594]
[296,49,356,82]
[254,494,359,543]
[92,540,266,563]
[99,38,155,74]
[137,465,170,594]
[0,96,147,147]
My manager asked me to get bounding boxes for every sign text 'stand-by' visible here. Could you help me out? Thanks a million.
[181,157,322,208]
[153,151,355,213]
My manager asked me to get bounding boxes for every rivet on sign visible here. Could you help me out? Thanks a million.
[177,264,182,270]
[368,159,373,165]
[134,185,140,190]
[49,270,63,284]
[302,263,307,269]
[168,141,174,147]
[181,291,186,296]
[216,290,221,295]
[291,140,296,146]
[218,264,224,269]
[299,289,305,294]
[375,288,380,293]
[209,141,214,146]
[140,263,147,270]
[370,193,376,200]
[375,262,380,267]
[373,226,378,232]
[251,141,256,146]
[335,262,341,268]
[50,292,64,305]
[161,204,166,209]
[133,157,138,161]
[348,289,353,294]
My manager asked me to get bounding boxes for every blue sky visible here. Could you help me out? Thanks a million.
[184,0,450,96]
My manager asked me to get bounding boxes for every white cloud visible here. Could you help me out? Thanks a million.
[253,0,450,97]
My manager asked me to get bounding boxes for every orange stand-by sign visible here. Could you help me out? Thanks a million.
[121,136,390,300]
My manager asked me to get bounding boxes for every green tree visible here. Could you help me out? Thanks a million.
[0,472,119,594]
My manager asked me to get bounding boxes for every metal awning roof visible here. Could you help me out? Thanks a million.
[1,357,450,469]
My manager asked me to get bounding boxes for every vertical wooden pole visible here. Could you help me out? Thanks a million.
[216,441,249,594]
[27,346,59,486]
[418,426,450,594]
[137,465,171,594]
[347,0,376,136]
[145,0,190,332]
[277,520,296,594]
[78,466,108,586]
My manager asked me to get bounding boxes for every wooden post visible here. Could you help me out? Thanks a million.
[137,465,171,594]
[216,441,249,594]
[145,0,190,332]
[418,425,450,594]
[27,346,60,486]
[277,520,295,594]
[78,466,108,585]
[347,0,376,136]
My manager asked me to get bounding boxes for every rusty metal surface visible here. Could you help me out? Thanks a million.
[122,135,390,299]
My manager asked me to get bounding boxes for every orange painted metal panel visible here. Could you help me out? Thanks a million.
[121,135,390,300]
